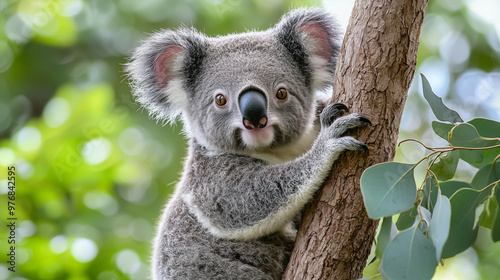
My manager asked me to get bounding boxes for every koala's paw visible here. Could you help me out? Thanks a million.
[319,106,370,153]
[327,113,371,138]
[322,113,370,153]
[320,103,348,128]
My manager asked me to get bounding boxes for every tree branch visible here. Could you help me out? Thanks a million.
[283,0,429,279]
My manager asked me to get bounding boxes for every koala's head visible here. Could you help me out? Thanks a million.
[126,9,340,154]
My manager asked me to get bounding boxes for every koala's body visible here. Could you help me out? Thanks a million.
[127,9,369,280]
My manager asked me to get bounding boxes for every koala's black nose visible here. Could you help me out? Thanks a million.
[239,90,268,130]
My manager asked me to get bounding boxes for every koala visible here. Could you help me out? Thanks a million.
[126,8,370,280]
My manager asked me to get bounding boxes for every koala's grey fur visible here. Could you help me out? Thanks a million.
[126,8,370,280]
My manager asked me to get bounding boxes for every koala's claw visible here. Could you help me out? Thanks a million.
[347,138,369,153]
[359,143,369,153]
[320,103,348,127]
[358,115,372,126]
[331,103,348,112]
[331,136,368,155]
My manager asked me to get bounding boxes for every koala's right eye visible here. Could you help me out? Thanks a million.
[215,94,227,107]
[276,88,288,101]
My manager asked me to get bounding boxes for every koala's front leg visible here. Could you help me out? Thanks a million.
[182,104,370,240]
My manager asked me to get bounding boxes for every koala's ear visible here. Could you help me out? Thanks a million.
[154,44,184,88]
[126,29,207,123]
[275,9,341,91]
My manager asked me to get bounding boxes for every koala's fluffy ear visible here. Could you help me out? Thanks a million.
[126,29,207,123]
[275,9,341,91]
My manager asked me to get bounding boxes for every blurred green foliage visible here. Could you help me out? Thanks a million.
[0,81,187,279]
[0,0,499,279]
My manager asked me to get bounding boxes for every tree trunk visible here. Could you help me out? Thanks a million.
[283,0,428,279]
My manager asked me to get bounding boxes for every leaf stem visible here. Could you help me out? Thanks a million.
[493,154,500,164]
[399,139,500,153]
[481,179,500,192]
[449,143,500,151]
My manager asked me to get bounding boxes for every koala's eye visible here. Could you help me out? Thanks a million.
[215,94,227,107]
[276,88,288,101]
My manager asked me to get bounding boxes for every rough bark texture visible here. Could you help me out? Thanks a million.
[283,0,428,279]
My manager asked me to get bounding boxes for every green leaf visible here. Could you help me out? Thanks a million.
[380,225,438,280]
[361,162,417,219]
[430,151,459,181]
[471,161,500,189]
[442,188,490,258]
[450,123,500,168]
[492,185,500,242]
[440,180,473,196]
[418,206,432,232]
[422,175,439,212]
[450,123,490,148]
[421,74,463,124]
[484,147,500,168]
[429,191,451,261]
[468,118,500,138]
[473,204,485,229]
[462,118,500,168]
[432,121,455,141]
[376,217,397,259]
[478,196,498,229]
[396,204,418,231]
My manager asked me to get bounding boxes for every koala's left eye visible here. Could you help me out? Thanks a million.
[215,94,227,107]
[276,88,288,101]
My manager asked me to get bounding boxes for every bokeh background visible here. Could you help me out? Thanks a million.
[0,0,499,279]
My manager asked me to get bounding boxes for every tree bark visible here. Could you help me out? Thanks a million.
[283,0,428,279]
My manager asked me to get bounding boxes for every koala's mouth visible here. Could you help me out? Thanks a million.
[240,125,274,149]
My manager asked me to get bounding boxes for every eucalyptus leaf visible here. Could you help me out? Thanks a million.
[429,191,451,261]
[396,204,418,231]
[422,175,439,212]
[473,204,485,230]
[442,188,490,258]
[430,151,459,181]
[468,118,500,138]
[419,206,432,232]
[478,196,498,229]
[380,225,438,280]
[458,118,500,168]
[432,121,454,141]
[451,123,489,148]
[440,180,473,196]
[484,147,500,169]
[492,185,500,242]
[450,123,500,168]
[421,74,463,124]
[361,162,417,219]
[471,161,500,190]
[467,118,500,164]
[376,217,396,259]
